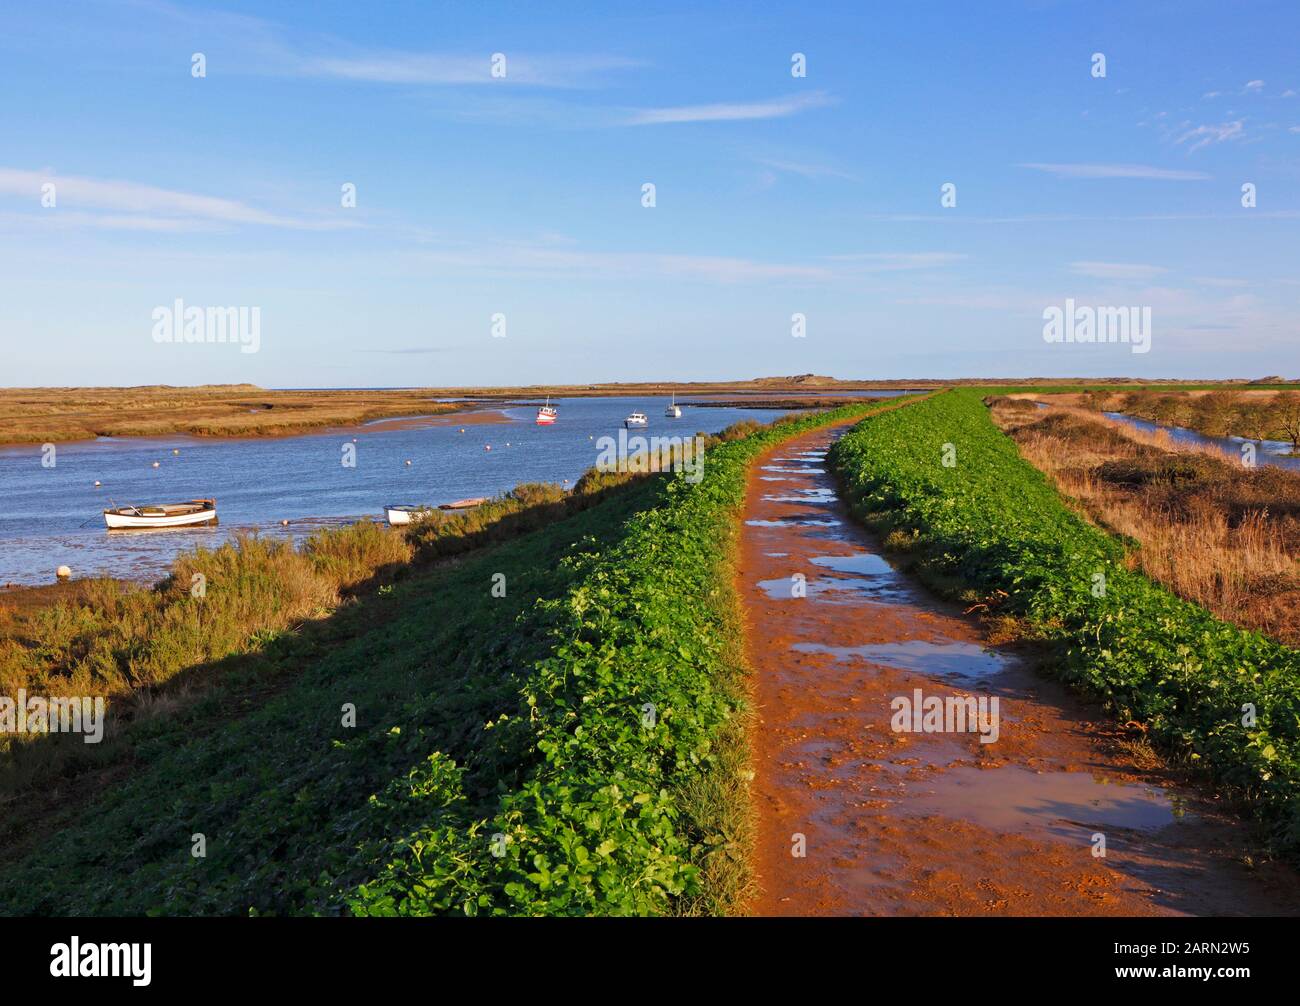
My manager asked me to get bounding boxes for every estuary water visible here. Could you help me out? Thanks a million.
[0,394,904,586]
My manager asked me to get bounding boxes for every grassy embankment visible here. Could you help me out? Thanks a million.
[990,398,1300,646]
[0,477,633,797]
[829,389,1300,855]
[0,398,908,916]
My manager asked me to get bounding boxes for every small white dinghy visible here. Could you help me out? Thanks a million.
[385,497,488,526]
[104,498,217,530]
[384,504,435,526]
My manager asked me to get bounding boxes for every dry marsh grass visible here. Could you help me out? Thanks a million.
[0,385,466,445]
[1069,388,1300,449]
[989,397,1300,645]
[0,522,412,791]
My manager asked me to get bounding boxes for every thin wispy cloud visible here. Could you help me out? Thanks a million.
[1175,120,1245,152]
[0,168,352,231]
[411,240,836,283]
[1193,276,1251,288]
[1204,80,1279,99]
[124,0,641,90]
[360,346,459,354]
[756,158,857,181]
[1018,163,1211,181]
[1070,261,1169,281]
[825,252,967,271]
[625,92,832,125]
[297,52,643,88]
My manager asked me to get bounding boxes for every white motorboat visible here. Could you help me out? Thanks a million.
[384,504,436,526]
[664,394,682,419]
[624,411,649,428]
[104,499,217,530]
[536,397,558,425]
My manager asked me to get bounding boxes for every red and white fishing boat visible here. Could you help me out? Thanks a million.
[535,397,557,425]
[104,498,217,530]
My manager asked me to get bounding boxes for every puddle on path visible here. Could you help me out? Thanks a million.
[898,765,1186,841]
[810,552,894,576]
[746,516,842,528]
[791,639,1014,678]
[762,488,838,505]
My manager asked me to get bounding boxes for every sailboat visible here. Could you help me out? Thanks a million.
[535,396,557,425]
[664,393,682,419]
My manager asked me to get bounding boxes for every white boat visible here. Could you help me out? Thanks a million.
[664,394,682,419]
[104,499,216,530]
[384,504,436,526]
[536,397,557,425]
[624,411,649,428]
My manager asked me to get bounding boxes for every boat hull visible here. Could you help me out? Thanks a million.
[104,506,217,529]
[385,506,434,526]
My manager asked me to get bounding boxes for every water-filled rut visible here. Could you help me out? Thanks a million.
[738,420,1300,916]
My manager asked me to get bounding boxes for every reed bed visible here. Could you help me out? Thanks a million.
[991,398,1300,645]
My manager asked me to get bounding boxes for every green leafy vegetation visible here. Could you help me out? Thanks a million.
[829,389,1300,854]
[0,476,670,915]
[347,398,911,916]
[1,398,909,916]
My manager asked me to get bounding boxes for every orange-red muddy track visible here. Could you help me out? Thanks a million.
[738,419,1300,916]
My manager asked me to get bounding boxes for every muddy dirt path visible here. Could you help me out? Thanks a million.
[740,421,1300,916]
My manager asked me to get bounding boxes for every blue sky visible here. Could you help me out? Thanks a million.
[1,0,1298,386]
